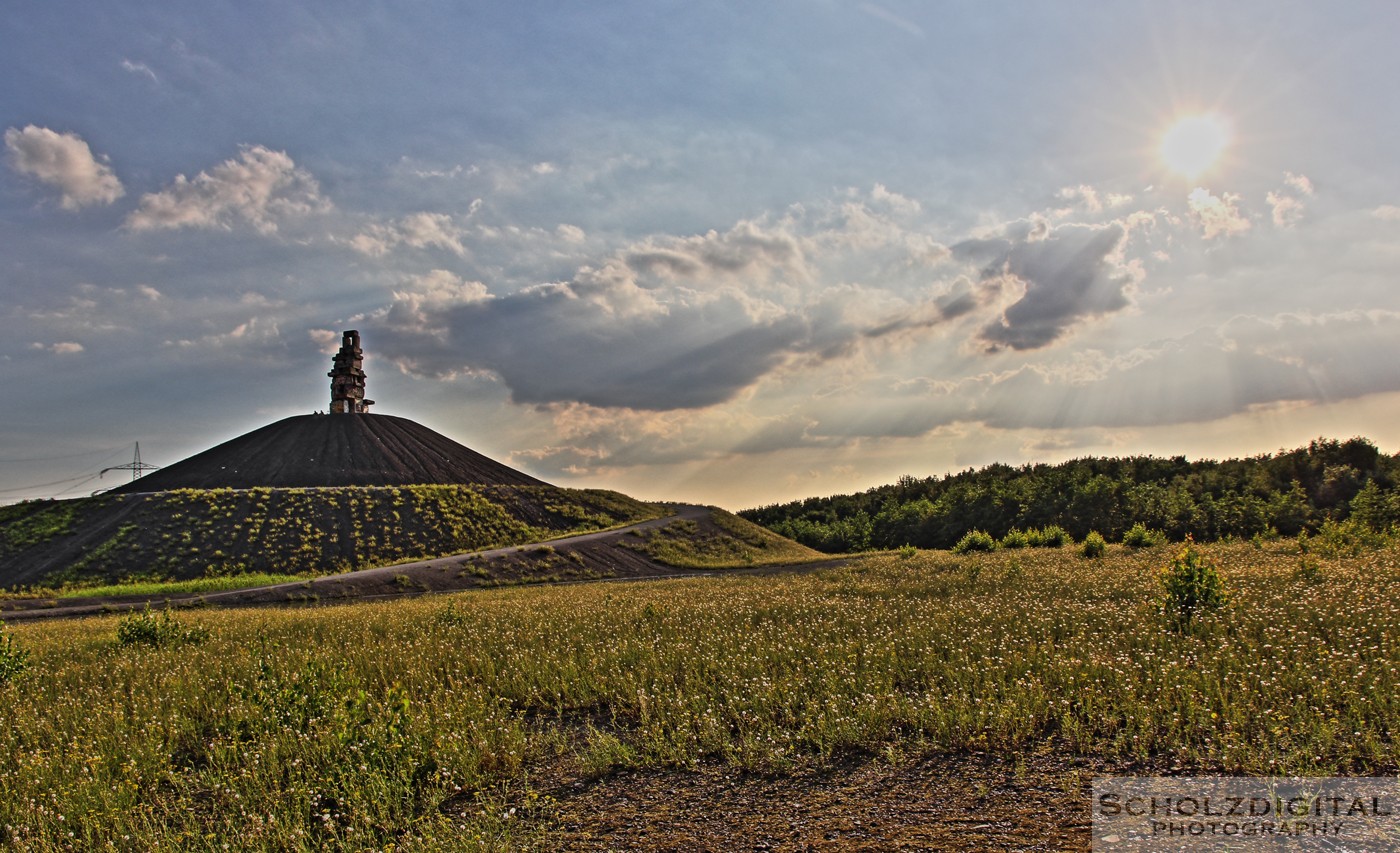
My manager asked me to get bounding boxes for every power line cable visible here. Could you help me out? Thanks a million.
[0,444,144,499]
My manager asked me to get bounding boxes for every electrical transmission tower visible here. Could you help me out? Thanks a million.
[100,442,161,482]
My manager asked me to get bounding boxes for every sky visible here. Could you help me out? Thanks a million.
[4,1,1400,510]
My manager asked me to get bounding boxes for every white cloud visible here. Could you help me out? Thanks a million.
[1373,205,1400,221]
[1187,187,1251,240]
[4,125,125,209]
[1056,184,1102,213]
[119,59,158,83]
[1268,191,1305,227]
[1285,172,1314,196]
[125,145,328,234]
[350,212,469,257]
[30,341,85,355]
[1267,172,1313,228]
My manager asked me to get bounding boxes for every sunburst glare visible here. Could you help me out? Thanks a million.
[1160,113,1232,179]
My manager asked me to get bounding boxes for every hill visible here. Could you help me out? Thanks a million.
[1,506,833,619]
[114,413,544,492]
[0,485,659,589]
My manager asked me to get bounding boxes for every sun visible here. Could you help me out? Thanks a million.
[1159,113,1231,179]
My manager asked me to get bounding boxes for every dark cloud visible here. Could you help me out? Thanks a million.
[371,213,955,412]
[955,221,1134,351]
[374,269,836,410]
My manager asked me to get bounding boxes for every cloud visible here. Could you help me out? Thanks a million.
[1268,191,1305,227]
[1056,184,1102,213]
[1268,172,1313,227]
[1186,187,1251,239]
[364,188,1150,415]
[119,59,158,83]
[125,145,328,234]
[977,311,1400,430]
[791,309,1400,455]
[955,220,1137,351]
[1284,172,1314,196]
[371,216,914,410]
[30,341,85,355]
[17,282,295,365]
[1372,205,1400,221]
[858,3,926,38]
[623,219,805,280]
[4,125,125,209]
[376,272,814,410]
[350,212,470,257]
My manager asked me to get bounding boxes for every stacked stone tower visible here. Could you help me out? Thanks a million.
[328,330,374,414]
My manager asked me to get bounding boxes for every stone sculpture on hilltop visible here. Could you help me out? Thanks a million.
[328,330,374,414]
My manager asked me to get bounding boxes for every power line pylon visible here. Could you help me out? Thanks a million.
[100,442,161,482]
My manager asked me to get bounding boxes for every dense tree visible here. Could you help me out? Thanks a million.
[741,437,1398,553]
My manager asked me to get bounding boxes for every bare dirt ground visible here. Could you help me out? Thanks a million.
[464,749,1133,851]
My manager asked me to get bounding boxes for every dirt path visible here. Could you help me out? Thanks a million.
[479,749,1108,851]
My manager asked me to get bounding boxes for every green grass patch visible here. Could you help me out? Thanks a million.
[0,500,82,552]
[56,572,312,599]
[628,509,826,568]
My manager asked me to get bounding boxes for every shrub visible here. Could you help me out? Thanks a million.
[999,528,1030,549]
[0,621,28,684]
[951,530,997,554]
[1312,518,1390,558]
[1295,554,1323,584]
[1159,541,1228,628]
[1080,531,1106,559]
[1028,525,1071,548]
[1122,522,1166,549]
[116,607,210,648]
[897,544,918,560]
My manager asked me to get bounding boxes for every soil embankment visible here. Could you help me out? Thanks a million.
[1,506,845,622]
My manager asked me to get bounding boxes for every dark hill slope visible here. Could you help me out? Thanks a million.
[116,413,544,492]
[0,485,659,588]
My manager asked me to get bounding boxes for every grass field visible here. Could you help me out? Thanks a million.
[2,538,1398,850]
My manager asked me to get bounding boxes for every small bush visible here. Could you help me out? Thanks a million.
[999,528,1030,549]
[116,607,210,648]
[1295,554,1323,584]
[434,600,473,628]
[1027,525,1071,548]
[0,621,29,684]
[1080,531,1106,559]
[1312,518,1390,558]
[951,530,997,554]
[897,544,918,560]
[1159,541,1228,628]
[1122,522,1166,549]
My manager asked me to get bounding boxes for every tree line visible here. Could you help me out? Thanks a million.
[738,437,1400,553]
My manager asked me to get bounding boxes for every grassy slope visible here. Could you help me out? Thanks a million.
[2,538,1397,849]
[620,508,828,569]
[0,486,661,590]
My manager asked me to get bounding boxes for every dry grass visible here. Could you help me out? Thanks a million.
[1,538,1397,850]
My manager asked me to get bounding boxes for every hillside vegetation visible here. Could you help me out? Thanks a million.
[741,436,1400,552]
[2,537,1397,848]
[0,486,660,590]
